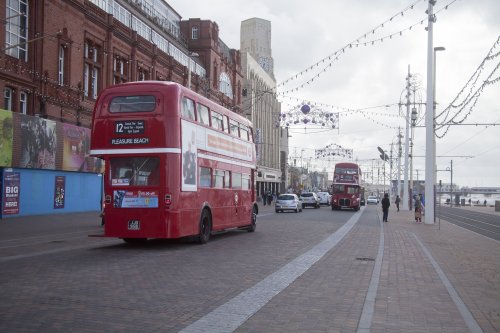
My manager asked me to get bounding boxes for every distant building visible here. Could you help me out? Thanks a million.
[240,18,288,196]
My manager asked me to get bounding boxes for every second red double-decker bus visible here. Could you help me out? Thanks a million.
[331,162,362,211]
[90,81,258,243]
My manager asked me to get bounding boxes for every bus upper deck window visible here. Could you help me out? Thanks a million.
[181,97,195,120]
[109,95,156,113]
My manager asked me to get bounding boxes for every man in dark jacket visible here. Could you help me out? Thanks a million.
[381,193,390,222]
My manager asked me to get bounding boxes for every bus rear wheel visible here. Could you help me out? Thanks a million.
[247,206,257,232]
[123,238,147,244]
[197,209,212,244]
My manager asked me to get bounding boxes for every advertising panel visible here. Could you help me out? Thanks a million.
[0,110,13,167]
[62,124,90,171]
[54,176,66,209]
[2,171,20,215]
[19,117,56,169]
[113,190,158,208]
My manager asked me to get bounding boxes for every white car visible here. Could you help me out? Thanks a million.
[275,194,302,213]
[367,195,378,204]
[300,192,320,209]
[317,192,332,205]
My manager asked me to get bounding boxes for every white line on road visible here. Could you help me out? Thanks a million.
[179,209,364,333]
[0,240,119,263]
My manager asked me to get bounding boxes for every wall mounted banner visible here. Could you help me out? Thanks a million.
[3,171,20,215]
[54,176,66,209]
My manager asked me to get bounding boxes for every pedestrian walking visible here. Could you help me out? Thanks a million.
[414,194,423,223]
[262,192,267,206]
[395,195,400,212]
[381,193,390,222]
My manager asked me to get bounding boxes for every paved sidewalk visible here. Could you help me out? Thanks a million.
[372,205,500,332]
[227,202,500,332]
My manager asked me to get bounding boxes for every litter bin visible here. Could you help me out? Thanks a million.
[495,200,500,212]
[460,198,465,206]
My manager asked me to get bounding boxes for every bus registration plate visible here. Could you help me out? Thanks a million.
[128,220,140,230]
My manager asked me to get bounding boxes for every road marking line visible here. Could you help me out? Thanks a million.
[412,233,484,333]
[0,240,119,263]
[179,209,364,333]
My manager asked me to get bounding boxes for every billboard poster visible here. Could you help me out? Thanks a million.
[0,109,13,167]
[54,176,66,209]
[2,171,20,215]
[19,117,56,169]
[181,120,197,192]
[62,123,90,171]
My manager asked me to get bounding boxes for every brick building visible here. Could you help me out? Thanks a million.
[0,0,244,127]
[0,0,244,217]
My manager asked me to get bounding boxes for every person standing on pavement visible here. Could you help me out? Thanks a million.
[381,192,390,222]
[414,195,423,223]
[395,195,400,212]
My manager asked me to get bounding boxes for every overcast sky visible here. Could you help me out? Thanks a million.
[169,0,500,188]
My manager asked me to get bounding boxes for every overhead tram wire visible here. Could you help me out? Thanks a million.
[274,0,459,97]
[245,0,459,118]
[435,35,500,138]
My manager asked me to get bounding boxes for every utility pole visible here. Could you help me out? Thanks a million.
[397,128,402,198]
[450,160,453,207]
[390,142,394,198]
[403,65,411,210]
[424,0,437,224]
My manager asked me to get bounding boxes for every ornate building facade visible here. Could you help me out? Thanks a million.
[0,0,243,126]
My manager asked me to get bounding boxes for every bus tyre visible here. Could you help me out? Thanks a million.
[247,206,257,232]
[197,209,212,244]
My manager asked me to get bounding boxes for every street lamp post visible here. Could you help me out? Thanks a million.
[187,52,199,90]
[449,160,453,207]
[424,0,437,224]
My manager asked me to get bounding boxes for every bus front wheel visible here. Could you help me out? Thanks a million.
[197,209,212,244]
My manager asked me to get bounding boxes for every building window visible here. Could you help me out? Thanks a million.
[5,0,29,61]
[19,91,27,114]
[219,72,233,99]
[191,26,199,39]
[4,88,13,111]
[83,40,101,99]
[58,46,65,86]
[113,55,128,84]
[137,66,149,81]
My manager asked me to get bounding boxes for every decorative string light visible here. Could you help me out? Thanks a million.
[274,0,459,97]
[315,143,353,160]
[435,35,500,138]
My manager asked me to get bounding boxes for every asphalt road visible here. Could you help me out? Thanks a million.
[0,206,356,332]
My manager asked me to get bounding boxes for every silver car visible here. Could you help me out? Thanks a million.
[300,192,320,209]
[275,194,302,213]
[317,192,332,205]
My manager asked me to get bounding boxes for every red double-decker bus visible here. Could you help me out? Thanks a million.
[331,162,362,211]
[90,81,258,243]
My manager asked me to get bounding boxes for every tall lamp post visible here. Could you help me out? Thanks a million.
[424,0,437,224]
[187,52,199,90]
